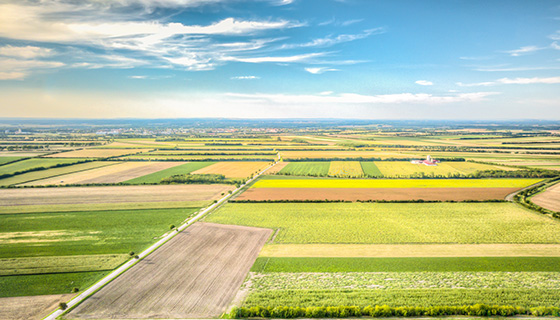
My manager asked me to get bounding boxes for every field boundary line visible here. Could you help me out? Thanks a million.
[43,160,279,320]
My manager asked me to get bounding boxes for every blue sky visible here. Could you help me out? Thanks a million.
[0,0,559,119]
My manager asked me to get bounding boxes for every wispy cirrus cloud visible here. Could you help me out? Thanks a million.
[281,27,385,49]
[0,45,54,59]
[224,52,325,63]
[305,67,338,74]
[457,76,560,87]
[415,80,433,86]
[231,75,260,80]
[505,45,545,56]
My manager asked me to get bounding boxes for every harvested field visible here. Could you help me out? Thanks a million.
[191,161,270,178]
[0,185,234,206]
[266,161,289,174]
[69,222,272,319]
[532,183,560,212]
[328,161,364,177]
[251,178,541,189]
[260,244,560,258]
[0,161,117,186]
[236,187,519,201]
[280,151,409,160]
[44,149,149,158]
[124,162,213,184]
[0,294,74,320]
[374,161,507,177]
[24,161,183,185]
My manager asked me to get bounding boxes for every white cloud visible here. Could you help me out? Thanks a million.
[0,57,65,80]
[129,75,148,79]
[551,42,560,50]
[505,45,544,57]
[231,75,260,80]
[457,76,560,87]
[281,28,385,49]
[549,30,560,40]
[305,67,338,74]
[473,66,560,72]
[0,45,53,59]
[0,71,26,80]
[225,52,325,63]
[415,80,433,86]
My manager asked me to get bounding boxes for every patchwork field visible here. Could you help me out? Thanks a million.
[24,161,184,185]
[0,158,83,176]
[68,223,272,319]
[236,187,519,201]
[265,161,289,174]
[206,202,560,244]
[0,161,116,186]
[191,161,270,178]
[251,178,541,189]
[0,185,234,206]
[280,151,409,160]
[123,161,214,184]
[374,161,509,177]
[45,149,149,158]
[0,156,25,166]
[531,182,560,212]
[328,161,364,177]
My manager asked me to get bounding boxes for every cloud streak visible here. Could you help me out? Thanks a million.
[457,76,560,87]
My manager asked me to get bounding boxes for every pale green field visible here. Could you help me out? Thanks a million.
[374,161,511,177]
[206,203,560,244]
[328,161,364,177]
[251,178,541,189]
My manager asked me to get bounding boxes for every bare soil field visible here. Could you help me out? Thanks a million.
[236,187,519,201]
[260,244,560,258]
[24,161,184,185]
[532,183,560,212]
[0,185,234,206]
[265,161,289,174]
[191,161,270,178]
[68,222,272,319]
[44,149,149,158]
[0,294,74,320]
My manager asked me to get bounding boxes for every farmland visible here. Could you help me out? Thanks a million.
[374,161,509,177]
[0,158,84,176]
[279,162,330,176]
[123,161,215,184]
[251,178,541,189]
[191,161,271,178]
[68,223,272,319]
[0,294,74,320]
[44,148,149,158]
[205,202,560,244]
[531,182,560,212]
[328,161,364,177]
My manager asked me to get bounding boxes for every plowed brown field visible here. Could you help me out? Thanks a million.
[68,222,272,319]
[0,185,234,206]
[236,187,519,201]
[531,183,560,211]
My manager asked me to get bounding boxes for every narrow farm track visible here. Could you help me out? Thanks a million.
[68,223,272,319]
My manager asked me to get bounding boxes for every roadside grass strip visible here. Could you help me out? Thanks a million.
[241,288,560,308]
[251,178,541,189]
[0,254,129,276]
[279,162,330,176]
[124,162,215,184]
[328,161,364,177]
[251,257,560,273]
[206,203,560,244]
[360,162,382,177]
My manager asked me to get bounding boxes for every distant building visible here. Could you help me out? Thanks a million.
[411,155,439,166]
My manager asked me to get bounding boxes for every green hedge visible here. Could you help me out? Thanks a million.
[230,304,560,318]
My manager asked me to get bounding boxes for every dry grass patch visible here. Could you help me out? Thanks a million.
[0,294,74,320]
[266,161,289,174]
[191,161,270,178]
[260,244,560,258]
[531,183,560,212]
[328,161,364,177]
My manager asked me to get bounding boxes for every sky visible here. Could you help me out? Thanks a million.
[0,0,559,120]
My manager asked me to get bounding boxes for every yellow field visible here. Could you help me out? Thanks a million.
[191,161,270,178]
[260,244,560,258]
[328,161,364,177]
[44,149,149,158]
[374,161,508,177]
[24,161,183,185]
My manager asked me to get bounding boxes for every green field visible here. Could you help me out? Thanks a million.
[374,161,510,177]
[0,254,128,276]
[124,162,215,184]
[251,257,560,272]
[360,162,382,177]
[206,203,560,244]
[0,161,116,186]
[241,289,560,308]
[0,271,108,297]
[0,156,26,166]
[251,178,541,188]
[0,207,198,258]
[279,162,330,176]
[0,158,84,176]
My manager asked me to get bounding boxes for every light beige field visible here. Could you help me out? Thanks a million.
[328,161,364,177]
[191,161,270,178]
[531,183,560,212]
[44,149,149,158]
[0,185,234,206]
[0,294,74,320]
[24,161,184,185]
[68,222,272,319]
[280,151,408,159]
[265,161,289,174]
[260,244,560,258]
